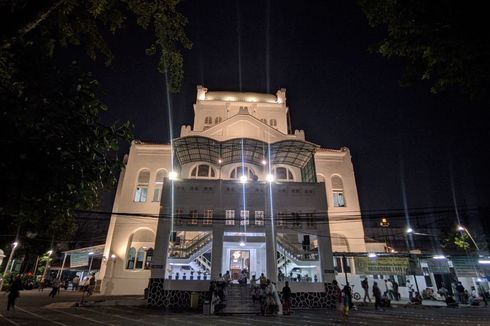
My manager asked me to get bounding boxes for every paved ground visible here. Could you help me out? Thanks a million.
[1,290,489,325]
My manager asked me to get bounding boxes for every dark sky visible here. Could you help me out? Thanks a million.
[90,0,488,218]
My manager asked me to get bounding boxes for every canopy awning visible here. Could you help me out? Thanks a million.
[173,136,318,168]
[62,244,105,256]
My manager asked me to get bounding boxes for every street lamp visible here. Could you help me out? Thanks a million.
[88,252,94,274]
[41,249,53,281]
[457,225,480,251]
[404,227,420,295]
[2,241,19,277]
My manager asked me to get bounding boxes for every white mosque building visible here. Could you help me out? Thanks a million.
[98,86,371,307]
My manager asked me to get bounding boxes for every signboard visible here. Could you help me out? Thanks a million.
[70,253,89,268]
[354,257,409,275]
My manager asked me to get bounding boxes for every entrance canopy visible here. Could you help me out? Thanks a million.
[173,136,318,169]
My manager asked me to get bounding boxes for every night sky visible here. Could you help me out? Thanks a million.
[87,1,488,220]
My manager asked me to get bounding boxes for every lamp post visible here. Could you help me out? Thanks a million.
[405,228,420,296]
[2,241,18,278]
[457,225,480,251]
[41,250,53,281]
[88,252,94,274]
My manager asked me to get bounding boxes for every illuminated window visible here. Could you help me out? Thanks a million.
[273,167,294,181]
[135,248,145,269]
[144,248,154,269]
[126,247,136,269]
[230,166,256,180]
[255,211,265,226]
[225,210,235,225]
[204,116,213,124]
[190,210,198,225]
[215,116,222,124]
[240,210,250,225]
[332,175,346,207]
[203,209,213,225]
[152,170,166,202]
[134,169,150,202]
[190,164,216,179]
[270,119,277,127]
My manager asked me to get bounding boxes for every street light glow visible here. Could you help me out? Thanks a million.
[239,175,248,183]
[457,225,465,231]
[479,259,490,264]
[168,171,178,180]
[406,227,414,234]
[47,250,53,255]
[88,251,94,255]
[368,253,377,258]
[433,255,446,260]
[266,173,274,182]
[13,242,18,247]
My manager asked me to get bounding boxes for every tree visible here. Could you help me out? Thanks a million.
[0,0,190,259]
[359,0,490,100]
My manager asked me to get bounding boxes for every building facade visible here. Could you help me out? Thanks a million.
[99,86,367,298]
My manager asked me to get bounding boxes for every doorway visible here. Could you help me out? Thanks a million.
[229,250,250,280]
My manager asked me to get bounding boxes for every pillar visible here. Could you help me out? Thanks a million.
[318,225,335,282]
[150,218,172,279]
[265,225,278,282]
[211,224,224,280]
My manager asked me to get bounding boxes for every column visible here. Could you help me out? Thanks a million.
[318,224,335,282]
[150,218,172,279]
[211,224,224,280]
[265,225,278,282]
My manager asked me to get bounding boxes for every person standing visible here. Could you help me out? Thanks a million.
[342,282,353,309]
[477,282,488,307]
[386,279,394,300]
[282,281,292,315]
[332,280,343,320]
[392,280,399,301]
[372,281,382,311]
[49,278,60,298]
[6,275,22,312]
[88,274,96,296]
[456,282,465,304]
[72,275,80,291]
[361,277,371,303]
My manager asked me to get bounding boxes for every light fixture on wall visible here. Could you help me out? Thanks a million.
[233,251,241,259]
[266,174,274,182]
[169,171,178,180]
[239,241,246,247]
[239,175,248,183]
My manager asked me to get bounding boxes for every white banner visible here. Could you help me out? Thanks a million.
[70,253,89,268]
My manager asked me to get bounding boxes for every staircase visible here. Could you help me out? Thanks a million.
[168,233,212,273]
[217,284,260,315]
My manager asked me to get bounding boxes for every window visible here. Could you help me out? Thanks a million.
[175,208,184,225]
[260,118,267,124]
[277,212,286,226]
[144,248,154,269]
[203,209,213,225]
[215,116,222,124]
[134,169,150,202]
[332,175,346,207]
[255,211,265,226]
[273,166,294,181]
[135,248,145,269]
[126,247,136,269]
[225,210,235,225]
[204,116,213,124]
[190,210,198,225]
[152,170,166,202]
[270,119,277,127]
[190,164,216,179]
[230,166,256,181]
[240,210,250,225]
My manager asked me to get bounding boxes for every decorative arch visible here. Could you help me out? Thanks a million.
[331,233,350,252]
[126,228,155,270]
[316,173,326,183]
[134,169,150,202]
[273,165,295,181]
[229,165,257,181]
[189,163,217,179]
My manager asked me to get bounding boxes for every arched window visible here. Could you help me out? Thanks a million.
[316,174,325,183]
[190,164,216,179]
[135,248,145,269]
[126,247,136,269]
[215,116,222,124]
[204,116,213,124]
[269,119,277,127]
[152,170,166,202]
[230,166,256,181]
[273,167,294,181]
[331,175,346,207]
[134,169,150,202]
[145,248,154,269]
[260,118,267,124]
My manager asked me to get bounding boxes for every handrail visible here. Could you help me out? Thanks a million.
[277,235,318,261]
[171,233,212,258]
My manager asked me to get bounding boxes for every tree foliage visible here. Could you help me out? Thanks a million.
[0,0,190,257]
[359,0,490,99]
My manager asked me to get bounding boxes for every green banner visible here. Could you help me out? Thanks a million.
[354,257,409,275]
